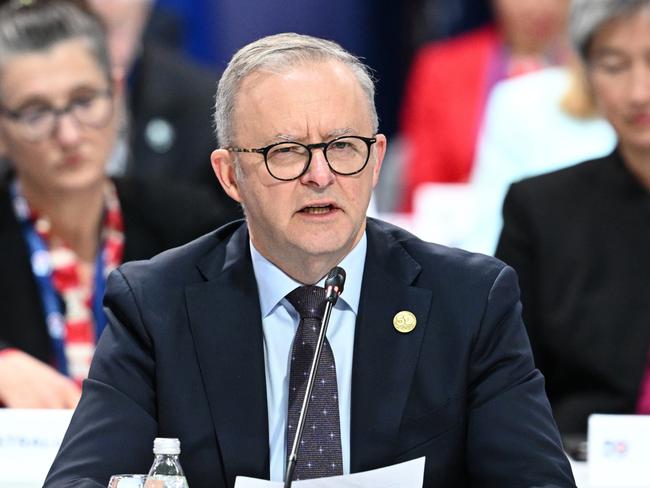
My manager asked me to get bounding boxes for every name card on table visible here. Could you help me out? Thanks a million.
[588,414,650,487]
[0,409,73,488]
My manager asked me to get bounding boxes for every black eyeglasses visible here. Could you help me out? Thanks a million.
[226,135,377,181]
[0,89,113,142]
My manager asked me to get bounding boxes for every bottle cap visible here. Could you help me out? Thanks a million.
[153,437,181,455]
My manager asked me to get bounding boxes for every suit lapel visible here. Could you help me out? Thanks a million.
[351,220,432,472]
[185,226,270,485]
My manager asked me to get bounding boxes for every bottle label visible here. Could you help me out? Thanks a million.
[145,475,189,488]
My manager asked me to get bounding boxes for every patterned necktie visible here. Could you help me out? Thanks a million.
[285,285,343,480]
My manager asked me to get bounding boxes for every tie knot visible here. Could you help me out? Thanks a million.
[286,285,327,320]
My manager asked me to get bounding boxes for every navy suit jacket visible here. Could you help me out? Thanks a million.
[45,218,575,487]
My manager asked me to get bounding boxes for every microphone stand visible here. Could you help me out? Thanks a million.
[284,270,344,488]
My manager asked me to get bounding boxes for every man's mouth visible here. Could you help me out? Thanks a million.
[300,204,336,215]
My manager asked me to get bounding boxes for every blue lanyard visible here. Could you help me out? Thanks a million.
[11,182,107,376]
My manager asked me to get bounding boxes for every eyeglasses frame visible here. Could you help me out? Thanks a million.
[0,89,114,141]
[226,135,378,181]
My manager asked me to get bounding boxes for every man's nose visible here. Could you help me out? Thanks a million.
[300,148,335,187]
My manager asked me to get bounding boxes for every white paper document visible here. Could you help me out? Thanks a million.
[234,457,425,488]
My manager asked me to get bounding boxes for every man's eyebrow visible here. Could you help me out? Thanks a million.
[326,128,354,138]
[275,133,296,142]
[264,129,355,144]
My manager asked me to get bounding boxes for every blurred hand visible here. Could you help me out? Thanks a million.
[0,350,81,408]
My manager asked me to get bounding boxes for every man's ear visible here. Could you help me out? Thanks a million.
[370,133,387,188]
[211,148,243,203]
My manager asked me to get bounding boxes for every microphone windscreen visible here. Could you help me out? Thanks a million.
[325,266,346,295]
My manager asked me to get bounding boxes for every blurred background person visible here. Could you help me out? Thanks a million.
[0,0,227,408]
[496,0,650,452]
[464,57,617,254]
[399,0,570,212]
[410,0,491,42]
[87,0,242,221]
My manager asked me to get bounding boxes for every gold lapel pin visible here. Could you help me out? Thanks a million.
[393,311,417,333]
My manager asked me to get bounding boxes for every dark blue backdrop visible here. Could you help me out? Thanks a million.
[151,0,491,136]
[154,0,367,73]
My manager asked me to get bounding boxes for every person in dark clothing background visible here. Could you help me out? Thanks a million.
[496,0,650,454]
[88,0,242,222]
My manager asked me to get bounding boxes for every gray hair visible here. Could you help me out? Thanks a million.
[570,0,650,61]
[214,32,378,147]
[0,0,111,91]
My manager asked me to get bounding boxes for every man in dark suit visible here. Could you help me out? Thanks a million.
[46,33,574,487]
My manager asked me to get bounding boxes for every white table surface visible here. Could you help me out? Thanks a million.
[570,459,649,488]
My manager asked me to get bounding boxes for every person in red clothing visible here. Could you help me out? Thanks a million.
[400,0,570,211]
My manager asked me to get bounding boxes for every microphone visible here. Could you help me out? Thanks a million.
[324,267,346,304]
[284,266,347,488]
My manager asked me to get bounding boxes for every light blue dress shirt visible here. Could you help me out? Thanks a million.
[250,234,366,482]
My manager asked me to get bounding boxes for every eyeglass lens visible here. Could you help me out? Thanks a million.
[266,136,370,180]
[9,92,112,141]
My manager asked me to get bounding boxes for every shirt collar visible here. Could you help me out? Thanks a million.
[250,233,367,318]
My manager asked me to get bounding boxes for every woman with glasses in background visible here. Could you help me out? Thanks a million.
[0,0,227,408]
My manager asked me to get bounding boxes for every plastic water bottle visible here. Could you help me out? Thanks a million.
[146,438,189,488]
